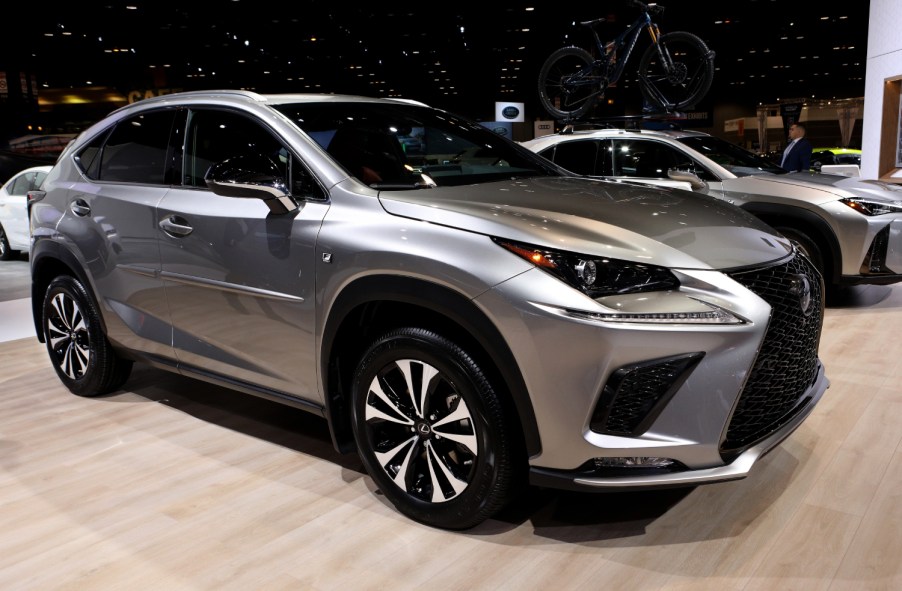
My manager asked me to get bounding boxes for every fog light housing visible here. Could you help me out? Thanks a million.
[594,456,676,469]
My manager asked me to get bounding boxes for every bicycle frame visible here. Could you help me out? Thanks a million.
[589,10,659,86]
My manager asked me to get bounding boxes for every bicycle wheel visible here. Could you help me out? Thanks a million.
[638,31,714,112]
[537,46,602,120]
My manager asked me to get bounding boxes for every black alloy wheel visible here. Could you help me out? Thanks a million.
[351,327,515,530]
[42,275,132,396]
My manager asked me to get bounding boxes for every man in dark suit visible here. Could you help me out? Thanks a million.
[780,122,813,172]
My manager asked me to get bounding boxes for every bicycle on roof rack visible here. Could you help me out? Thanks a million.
[537,0,715,121]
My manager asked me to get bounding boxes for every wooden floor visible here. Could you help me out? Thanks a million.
[1,284,901,590]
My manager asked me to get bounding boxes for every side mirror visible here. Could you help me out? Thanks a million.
[667,167,707,191]
[205,154,299,214]
[27,189,46,221]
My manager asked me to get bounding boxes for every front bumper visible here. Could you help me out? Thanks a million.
[478,251,827,490]
[832,209,902,284]
[529,360,828,491]
[840,220,902,285]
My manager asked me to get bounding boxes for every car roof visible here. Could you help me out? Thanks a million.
[9,164,53,174]
[520,126,711,151]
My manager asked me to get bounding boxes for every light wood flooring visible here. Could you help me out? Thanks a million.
[1,284,901,590]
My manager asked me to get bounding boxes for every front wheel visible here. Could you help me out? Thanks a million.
[350,327,515,530]
[775,227,829,284]
[638,31,714,112]
[537,46,601,120]
[42,275,133,396]
[0,223,17,261]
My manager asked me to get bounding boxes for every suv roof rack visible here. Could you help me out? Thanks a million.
[559,112,688,134]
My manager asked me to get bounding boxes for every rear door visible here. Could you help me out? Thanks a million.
[61,109,180,358]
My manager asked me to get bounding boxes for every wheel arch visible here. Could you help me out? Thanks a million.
[320,275,541,460]
[30,240,103,343]
[740,202,842,284]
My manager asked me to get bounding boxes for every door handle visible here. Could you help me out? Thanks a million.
[70,199,91,217]
[158,215,194,237]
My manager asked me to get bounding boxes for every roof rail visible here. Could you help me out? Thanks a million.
[557,111,689,134]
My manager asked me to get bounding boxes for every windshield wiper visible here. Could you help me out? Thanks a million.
[369,181,435,190]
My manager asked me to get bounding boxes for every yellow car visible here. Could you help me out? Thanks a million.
[811,147,861,172]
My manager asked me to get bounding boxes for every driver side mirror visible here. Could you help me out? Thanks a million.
[205,154,299,214]
[667,167,708,191]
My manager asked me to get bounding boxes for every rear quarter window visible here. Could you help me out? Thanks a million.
[76,111,177,184]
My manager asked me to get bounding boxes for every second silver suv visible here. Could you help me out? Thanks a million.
[522,127,902,294]
[30,91,828,530]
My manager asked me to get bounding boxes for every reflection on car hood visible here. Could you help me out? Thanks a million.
[834,176,902,202]
[742,171,902,203]
[378,176,791,270]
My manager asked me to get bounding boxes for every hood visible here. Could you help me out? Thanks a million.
[378,177,791,270]
[833,176,902,202]
[735,171,902,205]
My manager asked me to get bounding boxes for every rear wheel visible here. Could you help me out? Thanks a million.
[538,46,601,120]
[638,31,714,112]
[42,275,133,396]
[350,327,515,530]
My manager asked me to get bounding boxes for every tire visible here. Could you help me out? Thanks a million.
[638,31,714,112]
[41,275,133,397]
[537,46,601,120]
[775,227,828,283]
[350,327,515,530]
[0,223,17,261]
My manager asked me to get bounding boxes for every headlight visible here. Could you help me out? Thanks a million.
[495,239,679,298]
[495,239,743,324]
[840,197,902,216]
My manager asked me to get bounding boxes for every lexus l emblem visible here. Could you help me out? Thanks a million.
[789,274,813,316]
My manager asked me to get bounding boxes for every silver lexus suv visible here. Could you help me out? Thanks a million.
[522,126,902,295]
[29,90,829,530]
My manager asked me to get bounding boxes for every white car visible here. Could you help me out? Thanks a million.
[0,165,51,260]
[522,127,902,295]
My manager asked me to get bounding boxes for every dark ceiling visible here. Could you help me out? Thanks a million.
[1,1,870,121]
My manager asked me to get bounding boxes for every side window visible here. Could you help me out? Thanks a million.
[612,139,699,179]
[595,139,614,176]
[97,111,177,184]
[74,129,111,179]
[546,140,602,176]
[10,171,46,195]
[326,125,411,185]
[612,139,644,176]
[633,142,673,179]
[185,109,288,188]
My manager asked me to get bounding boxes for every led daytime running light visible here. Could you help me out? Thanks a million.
[570,308,741,324]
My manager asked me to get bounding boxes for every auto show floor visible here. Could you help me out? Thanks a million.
[2,257,901,589]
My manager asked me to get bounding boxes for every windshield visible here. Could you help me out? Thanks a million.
[274,102,561,189]
[676,135,788,177]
